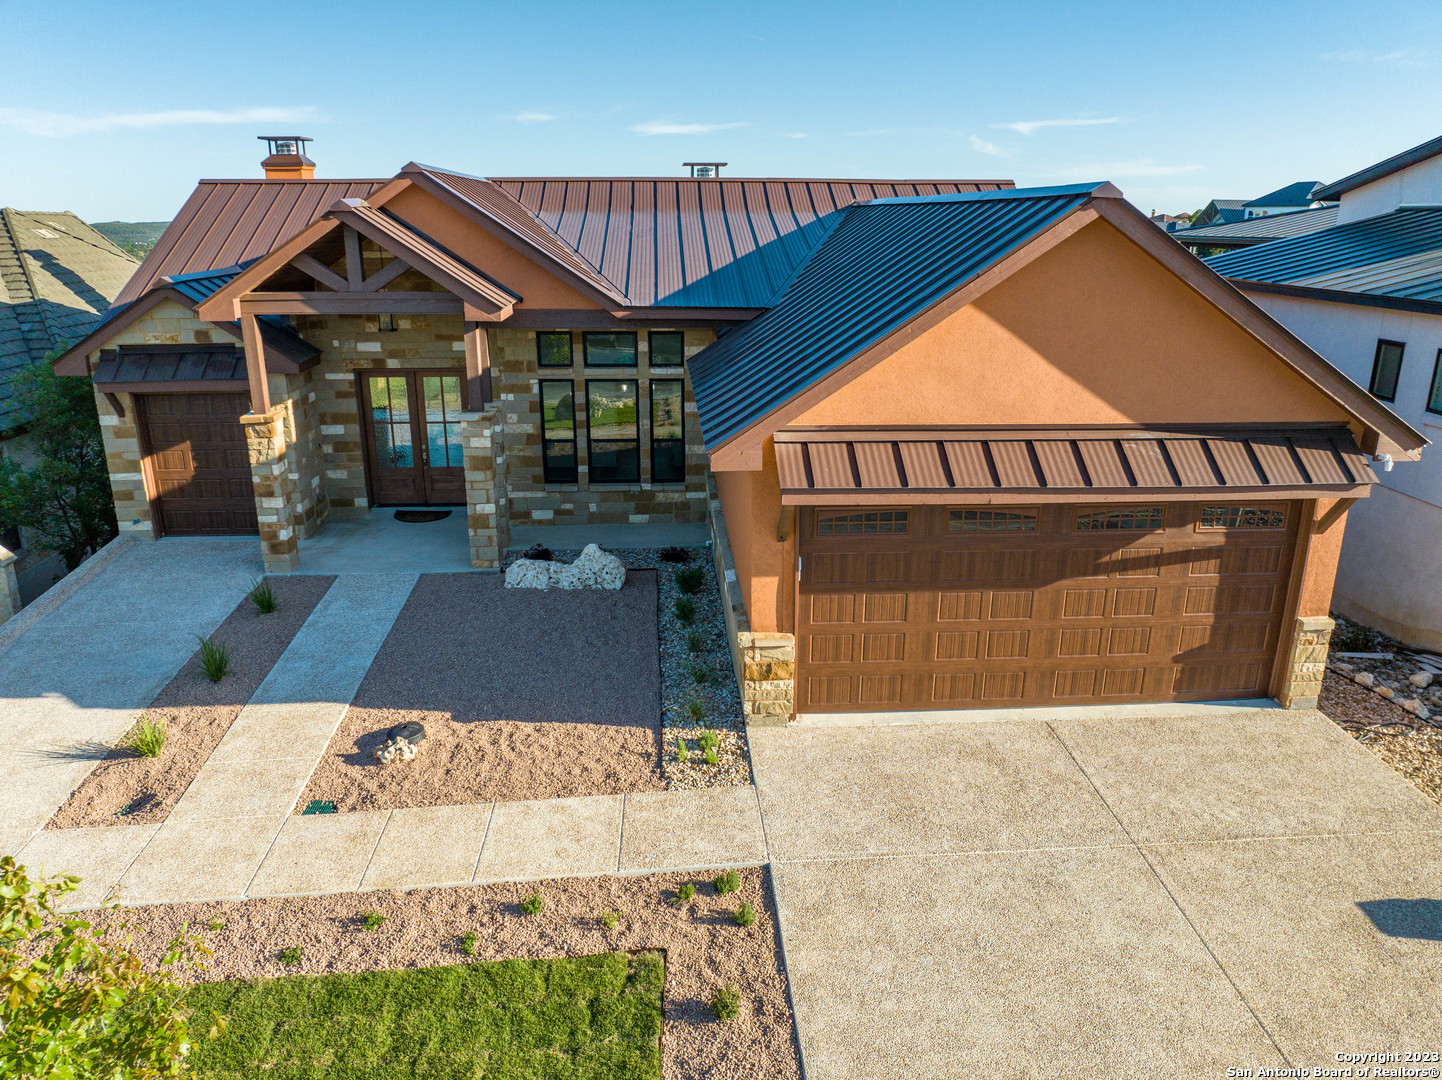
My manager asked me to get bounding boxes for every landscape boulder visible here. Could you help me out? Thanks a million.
[1410,671,1434,689]
[505,544,626,590]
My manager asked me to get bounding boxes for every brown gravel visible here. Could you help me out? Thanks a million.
[47,576,335,829]
[298,571,665,813]
[1319,669,1442,803]
[90,867,800,1080]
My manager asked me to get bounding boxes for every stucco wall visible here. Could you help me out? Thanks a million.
[1336,156,1442,225]
[1333,484,1442,650]
[713,442,794,633]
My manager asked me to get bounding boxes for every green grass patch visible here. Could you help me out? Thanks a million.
[184,951,664,1079]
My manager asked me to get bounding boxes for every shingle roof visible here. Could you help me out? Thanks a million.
[1244,182,1324,208]
[0,209,137,426]
[1176,205,1339,246]
[687,184,1103,450]
[1313,135,1442,201]
[1205,208,1442,303]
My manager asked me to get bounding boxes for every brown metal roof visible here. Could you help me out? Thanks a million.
[93,344,248,390]
[773,427,1376,504]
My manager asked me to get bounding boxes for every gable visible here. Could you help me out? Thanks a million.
[792,217,1355,430]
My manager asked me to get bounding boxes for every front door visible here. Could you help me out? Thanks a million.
[359,371,466,505]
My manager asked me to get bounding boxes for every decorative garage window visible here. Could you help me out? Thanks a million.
[816,510,909,535]
[1199,505,1286,529]
[540,381,578,483]
[586,380,640,482]
[537,331,573,368]
[1075,506,1164,531]
[949,508,1037,532]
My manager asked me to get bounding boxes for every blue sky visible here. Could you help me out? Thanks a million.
[2,0,1438,222]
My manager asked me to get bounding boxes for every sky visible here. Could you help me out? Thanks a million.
[1,0,1439,222]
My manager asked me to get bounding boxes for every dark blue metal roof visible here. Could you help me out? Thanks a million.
[688,185,1101,450]
[164,264,248,304]
[1244,181,1323,208]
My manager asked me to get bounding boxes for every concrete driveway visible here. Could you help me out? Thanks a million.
[749,710,1442,1079]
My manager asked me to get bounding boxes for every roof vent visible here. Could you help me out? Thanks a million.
[684,162,727,178]
[259,136,315,180]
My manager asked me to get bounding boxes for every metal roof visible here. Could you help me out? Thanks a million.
[1205,208,1442,302]
[1175,205,1339,247]
[93,344,248,388]
[773,426,1376,502]
[687,185,1101,450]
[1314,135,1442,201]
[1244,182,1324,208]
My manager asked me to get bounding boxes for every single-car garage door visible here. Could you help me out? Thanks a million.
[796,501,1299,711]
[137,392,258,537]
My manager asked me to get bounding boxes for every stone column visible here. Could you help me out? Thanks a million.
[240,405,300,572]
[1279,614,1334,709]
[459,408,509,569]
[0,545,21,623]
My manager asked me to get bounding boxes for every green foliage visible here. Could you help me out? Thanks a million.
[682,693,704,724]
[704,748,719,766]
[658,545,692,564]
[712,870,740,895]
[208,920,226,934]
[248,578,278,614]
[685,627,705,653]
[0,354,118,569]
[278,946,302,966]
[674,737,689,764]
[732,903,756,928]
[599,911,619,930]
[125,714,167,758]
[673,596,696,624]
[710,984,740,1022]
[0,856,214,1079]
[520,890,544,916]
[697,730,719,753]
[360,911,386,931]
[197,635,231,682]
[461,932,478,957]
[184,951,665,1078]
[1332,620,1386,653]
[670,883,696,908]
[91,220,170,259]
[673,565,704,595]
[688,659,713,684]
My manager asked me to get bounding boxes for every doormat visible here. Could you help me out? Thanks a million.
[394,510,451,523]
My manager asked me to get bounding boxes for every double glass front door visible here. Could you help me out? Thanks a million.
[360,371,466,505]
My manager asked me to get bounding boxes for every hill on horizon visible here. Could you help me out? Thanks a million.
[90,220,169,259]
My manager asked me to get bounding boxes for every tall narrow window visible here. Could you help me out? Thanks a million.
[1428,349,1442,416]
[587,379,639,482]
[1370,339,1405,402]
[537,331,573,368]
[649,331,685,368]
[651,380,685,483]
[582,331,638,367]
[540,380,578,483]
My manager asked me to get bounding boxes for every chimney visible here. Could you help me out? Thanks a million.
[684,162,727,178]
[259,136,315,179]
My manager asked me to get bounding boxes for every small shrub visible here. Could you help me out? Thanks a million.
[688,659,713,684]
[125,715,167,758]
[196,635,231,682]
[675,737,689,764]
[461,932,478,956]
[520,890,544,916]
[670,882,696,907]
[599,911,619,930]
[713,869,740,895]
[732,902,756,928]
[683,693,705,724]
[207,919,225,933]
[1332,621,1384,653]
[360,910,386,931]
[674,565,705,595]
[686,627,705,653]
[697,730,719,753]
[704,747,719,766]
[659,546,693,564]
[522,543,553,562]
[674,596,697,624]
[278,946,302,966]
[248,578,278,614]
[711,984,741,1022]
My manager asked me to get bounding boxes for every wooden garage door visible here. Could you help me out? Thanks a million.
[796,502,1299,711]
[137,393,258,537]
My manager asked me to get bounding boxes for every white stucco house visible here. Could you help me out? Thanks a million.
[1207,135,1442,648]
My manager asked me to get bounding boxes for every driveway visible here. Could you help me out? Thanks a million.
[749,711,1442,1079]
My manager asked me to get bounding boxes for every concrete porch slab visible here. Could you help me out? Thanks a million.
[247,811,390,898]
[618,786,768,871]
[473,795,624,883]
[286,512,472,575]
[16,824,160,910]
[117,816,281,906]
[360,803,494,891]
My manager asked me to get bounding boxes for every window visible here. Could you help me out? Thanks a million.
[815,510,908,535]
[540,381,578,483]
[949,508,1037,533]
[1370,339,1405,402]
[537,331,573,368]
[367,375,414,467]
[1199,505,1286,529]
[651,380,685,483]
[582,331,638,367]
[1076,506,1164,531]
[1428,349,1442,416]
[586,380,639,482]
[649,331,685,367]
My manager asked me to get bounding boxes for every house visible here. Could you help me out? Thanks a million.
[1190,199,1248,229]
[1175,204,1339,255]
[1205,135,1442,649]
[1242,181,1326,218]
[52,141,1424,719]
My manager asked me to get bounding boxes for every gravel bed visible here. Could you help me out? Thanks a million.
[506,545,752,791]
[47,576,336,829]
[88,867,800,1080]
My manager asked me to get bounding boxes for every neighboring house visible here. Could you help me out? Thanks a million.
[0,208,138,600]
[1205,134,1442,649]
[53,143,1423,720]
[1242,181,1326,218]
[1148,211,1191,234]
[1191,199,1248,228]
[1175,204,1339,255]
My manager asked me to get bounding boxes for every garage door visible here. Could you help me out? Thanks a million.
[796,502,1299,711]
[137,393,258,537]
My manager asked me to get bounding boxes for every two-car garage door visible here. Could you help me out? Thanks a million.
[796,502,1299,711]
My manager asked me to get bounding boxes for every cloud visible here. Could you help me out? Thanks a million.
[0,106,318,138]
[784,132,808,140]
[969,134,1004,156]
[511,111,556,123]
[991,116,1122,136]
[631,120,746,136]
[1045,159,1202,178]
[1320,48,1425,67]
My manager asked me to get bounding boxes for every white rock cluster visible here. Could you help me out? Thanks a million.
[1345,667,1432,720]
[1410,671,1434,689]
[505,544,626,590]
[373,736,420,764]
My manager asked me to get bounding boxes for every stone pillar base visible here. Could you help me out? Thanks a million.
[738,632,796,725]
[241,407,300,573]
[1280,614,1334,709]
[460,409,508,569]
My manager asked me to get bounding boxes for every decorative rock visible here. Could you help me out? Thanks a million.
[1376,685,1395,699]
[505,559,554,589]
[1332,661,1355,672]
[1418,704,1432,721]
[1410,671,1434,689]
[1354,671,1375,688]
[505,544,626,591]
[373,721,426,764]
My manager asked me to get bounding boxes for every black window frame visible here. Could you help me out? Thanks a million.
[1369,339,1406,402]
[648,330,686,368]
[585,378,640,483]
[1427,348,1442,416]
[650,379,686,484]
[581,331,638,368]
[537,330,574,369]
[539,379,578,484]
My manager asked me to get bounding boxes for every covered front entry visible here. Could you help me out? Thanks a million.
[796,501,1301,711]
[136,392,259,537]
[358,370,467,506]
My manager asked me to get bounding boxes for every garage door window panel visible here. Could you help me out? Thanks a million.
[816,510,908,536]
[1198,504,1287,529]
[949,508,1037,532]
[1076,506,1165,531]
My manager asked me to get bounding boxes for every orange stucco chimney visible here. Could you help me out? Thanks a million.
[259,136,315,179]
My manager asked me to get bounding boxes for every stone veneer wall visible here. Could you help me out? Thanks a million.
[1279,614,1334,710]
[94,389,150,537]
[459,408,509,568]
[240,403,300,572]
